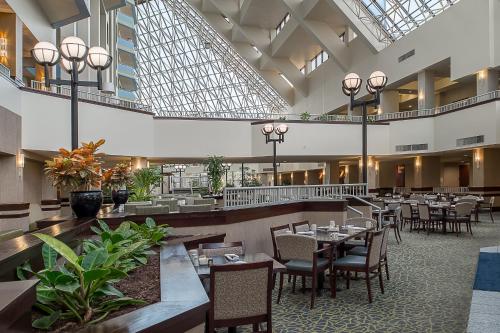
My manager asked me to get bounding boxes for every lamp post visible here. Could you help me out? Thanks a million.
[31,37,112,150]
[222,163,232,185]
[174,164,186,188]
[261,123,288,186]
[342,71,387,184]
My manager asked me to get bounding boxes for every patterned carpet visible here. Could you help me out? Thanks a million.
[231,214,500,333]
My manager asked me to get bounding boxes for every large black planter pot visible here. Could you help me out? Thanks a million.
[70,190,103,218]
[111,189,129,209]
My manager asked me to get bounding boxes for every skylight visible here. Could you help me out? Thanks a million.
[346,0,460,43]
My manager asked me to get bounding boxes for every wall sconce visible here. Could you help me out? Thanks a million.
[146,160,150,168]
[418,91,424,100]
[478,70,486,80]
[375,161,379,172]
[0,37,7,57]
[415,156,421,169]
[367,156,373,168]
[16,151,25,168]
[359,158,363,168]
[344,166,349,175]
[474,149,482,169]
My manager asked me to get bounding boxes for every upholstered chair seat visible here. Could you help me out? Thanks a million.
[347,246,368,257]
[332,255,366,268]
[285,258,330,272]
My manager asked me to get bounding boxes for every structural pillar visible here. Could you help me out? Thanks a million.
[476,69,499,95]
[379,90,399,114]
[131,157,148,170]
[413,156,441,190]
[367,157,379,191]
[323,161,339,184]
[417,70,435,110]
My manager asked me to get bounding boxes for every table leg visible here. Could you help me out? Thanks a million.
[442,208,447,233]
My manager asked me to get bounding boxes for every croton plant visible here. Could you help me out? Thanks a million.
[101,163,132,190]
[44,139,105,191]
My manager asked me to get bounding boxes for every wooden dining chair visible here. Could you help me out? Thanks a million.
[270,224,291,261]
[401,203,417,231]
[347,227,391,280]
[199,242,244,257]
[275,234,334,309]
[382,205,402,244]
[343,217,375,248]
[332,229,385,303]
[417,204,442,235]
[291,220,310,233]
[478,196,495,223]
[208,260,273,333]
[444,202,475,236]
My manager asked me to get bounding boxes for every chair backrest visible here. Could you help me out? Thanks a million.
[417,204,430,220]
[380,227,390,259]
[209,260,273,330]
[490,196,495,205]
[462,195,479,201]
[199,242,244,257]
[400,203,413,219]
[366,229,384,268]
[292,220,310,233]
[344,217,375,228]
[270,224,291,259]
[455,202,475,217]
[275,234,316,262]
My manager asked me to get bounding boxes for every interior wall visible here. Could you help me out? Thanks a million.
[438,83,477,106]
[441,163,460,187]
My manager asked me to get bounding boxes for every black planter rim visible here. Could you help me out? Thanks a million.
[71,190,103,194]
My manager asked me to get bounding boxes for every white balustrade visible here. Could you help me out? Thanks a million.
[223,183,368,208]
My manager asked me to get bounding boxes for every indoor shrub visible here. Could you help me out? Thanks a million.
[204,155,224,194]
[102,163,132,190]
[44,139,105,191]
[129,167,162,201]
[300,112,311,121]
[18,233,146,330]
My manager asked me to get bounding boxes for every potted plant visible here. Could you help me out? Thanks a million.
[204,155,224,196]
[102,163,132,208]
[300,112,311,121]
[45,139,105,218]
[129,167,162,202]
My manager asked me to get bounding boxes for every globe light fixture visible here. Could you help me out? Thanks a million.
[31,41,60,65]
[341,70,388,185]
[262,123,288,186]
[31,37,113,150]
[261,123,274,135]
[61,58,86,74]
[60,36,88,61]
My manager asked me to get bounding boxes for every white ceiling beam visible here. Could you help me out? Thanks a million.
[279,0,350,71]
[270,19,299,57]
[206,0,308,96]
[186,0,297,104]
[327,0,388,53]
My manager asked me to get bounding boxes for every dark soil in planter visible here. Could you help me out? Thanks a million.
[33,250,161,333]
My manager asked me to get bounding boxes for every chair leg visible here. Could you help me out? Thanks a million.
[272,273,276,289]
[346,271,350,289]
[365,274,373,303]
[385,258,390,280]
[378,267,384,294]
[393,226,400,244]
[397,225,402,243]
[469,221,473,236]
[490,209,494,223]
[301,275,306,294]
[311,274,317,309]
[332,269,337,299]
[277,272,284,304]
[252,323,259,332]
[292,275,296,293]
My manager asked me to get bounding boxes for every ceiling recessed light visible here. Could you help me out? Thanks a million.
[279,73,294,88]
[408,105,412,108]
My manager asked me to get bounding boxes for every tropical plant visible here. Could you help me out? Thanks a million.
[102,163,132,190]
[44,139,105,191]
[129,167,162,201]
[300,112,311,121]
[83,220,154,271]
[129,217,169,246]
[204,156,224,194]
[17,234,146,330]
[318,113,328,121]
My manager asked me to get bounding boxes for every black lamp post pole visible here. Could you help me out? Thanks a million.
[241,162,244,187]
[350,91,381,184]
[273,141,278,186]
[43,65,103,150]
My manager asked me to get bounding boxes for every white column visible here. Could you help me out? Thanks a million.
[15,15,22,79]
[379,90,399,114]
[476,69,498,95]
[417,70,435,110]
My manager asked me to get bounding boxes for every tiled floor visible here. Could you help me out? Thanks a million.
[229,213,500,333]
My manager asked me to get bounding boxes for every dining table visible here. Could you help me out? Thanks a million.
[195,252,286,278]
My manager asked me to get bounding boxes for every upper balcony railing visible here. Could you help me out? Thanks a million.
[0,63,24,87]
[224,183,368,208]
[29,80,151,113]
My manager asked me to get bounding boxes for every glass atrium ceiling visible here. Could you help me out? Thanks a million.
[136,0,288,118]
[346,0,460,43]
